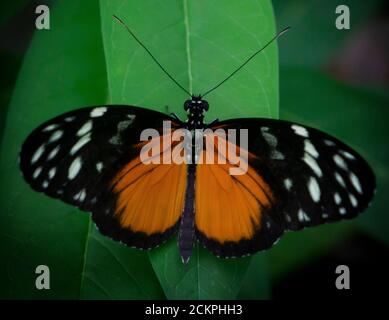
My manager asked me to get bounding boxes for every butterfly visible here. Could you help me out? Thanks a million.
[19,16,375,264]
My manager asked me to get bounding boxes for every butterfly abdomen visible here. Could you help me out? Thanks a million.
[178,164,196,263]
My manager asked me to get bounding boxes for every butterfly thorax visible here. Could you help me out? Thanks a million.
[184,95,209,130]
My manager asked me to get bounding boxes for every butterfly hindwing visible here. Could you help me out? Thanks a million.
[19,105,184,249]
[194,118,375,257]
[194,135,284,258]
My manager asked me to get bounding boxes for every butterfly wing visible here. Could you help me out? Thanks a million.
[19,105,186,249]
[194,118,375,258]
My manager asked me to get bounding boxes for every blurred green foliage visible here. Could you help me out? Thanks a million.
[273,0,386,66]
[0,0,387,300]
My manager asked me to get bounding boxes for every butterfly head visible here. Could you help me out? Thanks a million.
[184,95,209,128]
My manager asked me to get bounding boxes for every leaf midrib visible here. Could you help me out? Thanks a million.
[183,0,202,299]
[183,0,193,95]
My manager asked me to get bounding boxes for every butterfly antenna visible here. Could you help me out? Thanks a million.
[113,15,192,97]
[202,26,291,98]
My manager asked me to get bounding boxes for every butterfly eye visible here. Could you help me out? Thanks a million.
[184,100,191,111]
[202,100,209,111]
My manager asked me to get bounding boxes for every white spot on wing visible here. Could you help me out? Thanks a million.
[349,172,362,194]
[49,130,63,143]
[74,189,86,202]
[42,180,49,188]
[117,120,133,132]
[47,146,60,160]
[303,153,323,177]
[304,139,319,158]
[339,207,346,215]
[64,116,75,122]
[291,125,309,137]
[298,209,310,222]
[48,167,56,179]
[77,120,93,136]
[334,192,341,205]
[33,167,42,179]
[109,135,121,145]
[324,139,336,146]
[42,124,59,132]
[333,154,348,170]
[261,128,284,160]
[335,172,346,188]
[31,144,45,164]
[298,210,304,222]
[90,107,107,118]
[261,129,277,147]
[284,178,293,190]
[340,150,355,160]
[349,194,358,207]
[271,150,285,160]
[96,162,103,172]
[70,132,91,155]
[308,176,321,202]
[68,157,82,180]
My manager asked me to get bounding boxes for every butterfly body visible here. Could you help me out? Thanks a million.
[175,95,211,263]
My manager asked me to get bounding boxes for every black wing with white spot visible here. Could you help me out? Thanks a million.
[19,105,176,212]
[212,118,376,234]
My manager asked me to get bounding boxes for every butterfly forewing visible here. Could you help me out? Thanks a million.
[19,105,180,215]
[193,118,375,258]
[213,118,375,229]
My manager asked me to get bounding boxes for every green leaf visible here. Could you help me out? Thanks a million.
[0,0,163,299]
[237,252,270,299]
[100,0,278,299]
[276,67,389,264]
[148,240,252,300]
[80,222,164,299]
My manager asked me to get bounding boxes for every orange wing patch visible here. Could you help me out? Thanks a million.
[195,133,274,243]
[111,135,187,235]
